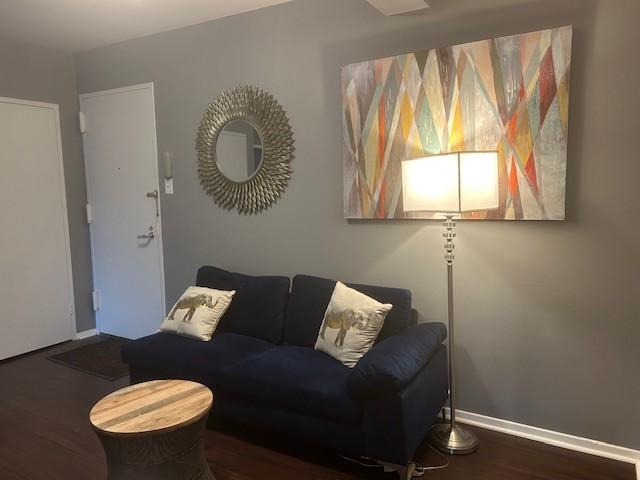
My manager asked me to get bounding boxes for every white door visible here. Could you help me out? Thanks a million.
[0,97,75,360]
[80,83,165,339]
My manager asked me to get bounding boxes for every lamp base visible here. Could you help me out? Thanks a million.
[429,423,479,455]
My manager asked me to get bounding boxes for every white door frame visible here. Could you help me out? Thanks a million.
[79,82,166,334]
[0,96,76,339]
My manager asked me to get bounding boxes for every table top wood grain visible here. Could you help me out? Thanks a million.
[89,379,213,435]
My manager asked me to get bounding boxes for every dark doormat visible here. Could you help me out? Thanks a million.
[48,336,130,380]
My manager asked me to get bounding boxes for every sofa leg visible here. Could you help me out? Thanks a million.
[381,461,416,480]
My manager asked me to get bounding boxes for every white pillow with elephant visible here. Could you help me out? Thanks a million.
[314,281,392,368]
[159,286,235,341]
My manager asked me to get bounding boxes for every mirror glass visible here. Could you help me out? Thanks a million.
[216,119,263,182]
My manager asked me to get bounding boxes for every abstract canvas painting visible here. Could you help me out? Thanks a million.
[342,26,572,220]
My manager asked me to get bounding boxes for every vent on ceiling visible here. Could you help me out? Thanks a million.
[365,0,431,16]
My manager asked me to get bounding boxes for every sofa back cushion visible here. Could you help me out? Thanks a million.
[196,266,290,344]
[283,274,412,347]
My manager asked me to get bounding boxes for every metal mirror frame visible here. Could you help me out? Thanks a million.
[196,85,295,214]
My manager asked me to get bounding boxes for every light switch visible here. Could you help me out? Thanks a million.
[164,178,174,195]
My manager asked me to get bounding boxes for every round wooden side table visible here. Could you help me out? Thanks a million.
[90,379,215,480]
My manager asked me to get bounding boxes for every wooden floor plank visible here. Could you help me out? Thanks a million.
[0,339,635,480]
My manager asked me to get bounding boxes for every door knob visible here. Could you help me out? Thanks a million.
[137,226,155,240]
[146,190,159,217]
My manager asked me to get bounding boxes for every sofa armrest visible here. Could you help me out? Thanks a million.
[346,322,447,398]
[362,344,448,465]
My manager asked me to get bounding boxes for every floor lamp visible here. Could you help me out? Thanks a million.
[401,151,500,455]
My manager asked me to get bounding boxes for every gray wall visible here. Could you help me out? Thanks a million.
[0,36,94,332]
[75,0,640,449]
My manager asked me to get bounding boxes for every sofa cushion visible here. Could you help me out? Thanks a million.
[160,286,235,341]
[314,281,392,368]
[283,274,412,347]
[220,345,361,424]
[196,265,290,343]
[121,332,275,380]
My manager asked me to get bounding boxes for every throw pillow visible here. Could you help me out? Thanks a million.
[314,281,392,368]
[160,286,235,341]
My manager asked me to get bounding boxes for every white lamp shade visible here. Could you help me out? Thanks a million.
[401,151,499,213]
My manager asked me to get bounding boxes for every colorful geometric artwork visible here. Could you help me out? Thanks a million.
[342,26,572,220]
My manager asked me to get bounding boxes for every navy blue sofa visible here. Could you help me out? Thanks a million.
[121,266,448,477]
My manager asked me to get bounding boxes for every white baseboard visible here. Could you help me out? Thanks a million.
[74,328,98,340]
[444,408,640,469]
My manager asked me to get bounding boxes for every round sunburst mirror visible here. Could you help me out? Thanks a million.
[196,85,295,214]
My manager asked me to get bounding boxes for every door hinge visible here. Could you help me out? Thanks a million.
[92,290,100,312]
[86,203,94,224]
[79,111,87,134]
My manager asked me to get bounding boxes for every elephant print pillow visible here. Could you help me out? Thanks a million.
[314,282,392,368]
[160,286,236,341]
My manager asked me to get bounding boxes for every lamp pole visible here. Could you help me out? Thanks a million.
[428,215,479,454]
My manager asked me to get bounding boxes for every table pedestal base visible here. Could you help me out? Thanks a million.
[95,415,215,480]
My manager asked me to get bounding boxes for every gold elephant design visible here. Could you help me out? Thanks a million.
[319,308,370,349]
[168,294,217,325]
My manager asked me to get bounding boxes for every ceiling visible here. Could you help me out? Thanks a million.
[0,0,295,53]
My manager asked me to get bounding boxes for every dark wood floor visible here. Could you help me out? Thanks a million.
[0,338,635,480]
